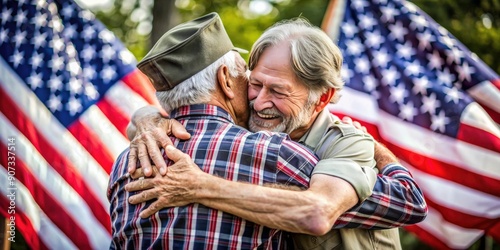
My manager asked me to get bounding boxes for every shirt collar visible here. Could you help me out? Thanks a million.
[170,104,236,124]
[298,109,340,150]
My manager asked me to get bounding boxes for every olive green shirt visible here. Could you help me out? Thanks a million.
[292,110,401,250]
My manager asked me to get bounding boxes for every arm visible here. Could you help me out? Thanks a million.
[127,105,190,176]
[126,142,425,234]
[198,172,357,236]
[127,114,426,231]
[321,118,428,228]
[333,142,428,229]
[126,145,356,236]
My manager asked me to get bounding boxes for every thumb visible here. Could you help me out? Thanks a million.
[165,145,187,163]
[170,120,191,140]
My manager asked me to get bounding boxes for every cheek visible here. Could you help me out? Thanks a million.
[247,87,258,100]
[281,100,302,116]
[273,101,291,116]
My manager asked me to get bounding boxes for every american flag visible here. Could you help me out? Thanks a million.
[0,0,157,249]
[322,0,500,248]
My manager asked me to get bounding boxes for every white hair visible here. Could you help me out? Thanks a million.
[156,51,239,113]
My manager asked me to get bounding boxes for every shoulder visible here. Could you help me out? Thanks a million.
[109,148,131,183]
[223,126,318,166]
[326,117,372,140]
[236,129,292,146]
[245,130,318,163]
[314,112,374,147]
[107,148,131,202]
[320,122,374,155]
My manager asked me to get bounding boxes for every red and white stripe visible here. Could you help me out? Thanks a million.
[0,166,77,250]
[468,80,500,125]
[0,54,156,248]
[327,85,500,249]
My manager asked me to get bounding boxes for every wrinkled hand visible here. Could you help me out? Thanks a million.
[127,106,191,176]
[341,116,367,133]
[125,145,204,218]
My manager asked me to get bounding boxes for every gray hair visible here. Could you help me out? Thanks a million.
[156,51,240,113]
[249,18,344,104]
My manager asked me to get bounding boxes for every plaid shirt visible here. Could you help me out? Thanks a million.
[334,163,428,229]
[108,104,318,250]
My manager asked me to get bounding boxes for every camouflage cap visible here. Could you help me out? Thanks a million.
[137,12,247,91]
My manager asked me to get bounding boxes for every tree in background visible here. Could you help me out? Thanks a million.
[87,0,499,75]
[413,0,500,74]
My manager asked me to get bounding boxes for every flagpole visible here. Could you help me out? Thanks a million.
[0,216,10,250]
[321,0,338,31]
[478,235,494,250]
[321,0,346,42]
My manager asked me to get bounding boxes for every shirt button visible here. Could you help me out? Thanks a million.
[311,237,317,244]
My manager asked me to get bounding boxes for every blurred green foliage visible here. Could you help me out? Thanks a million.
[412,0,500,74]
[89,0,500,75]
[93,0,151,60]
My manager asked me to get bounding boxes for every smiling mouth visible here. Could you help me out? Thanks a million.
[256,112,279,119]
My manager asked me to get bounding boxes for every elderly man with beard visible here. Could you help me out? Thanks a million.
[108,13,330,249]
[125,18,427,249]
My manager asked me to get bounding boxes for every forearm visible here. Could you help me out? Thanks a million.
[333,163,428,229]
[374,141,398,171]
[194,173,334,235]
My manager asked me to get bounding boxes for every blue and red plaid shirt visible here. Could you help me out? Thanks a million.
[108,104,427,249]
[108,104,318,249]
[334,163,427,229]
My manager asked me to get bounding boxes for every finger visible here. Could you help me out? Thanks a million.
[150,166,160,176]
[154,126,175,175]
[137,143,153,177]
[130,168,145,179]
[360,125,367,133]
[144,134,167,174]
[342,116,353,124]
[128,188,157,204]
[165,145,188,163]
[353,121,362,129]
[169,119,191,140]
[125,178,155,192]
[154,127,173,148]
[130,167,157,179]
[127,147,139,174]
[140,200,163,218]
[152,127,171,175]
[350,120,367,133]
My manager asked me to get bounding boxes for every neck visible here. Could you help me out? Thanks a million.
[289,111,321,141]
[207,97,245,127]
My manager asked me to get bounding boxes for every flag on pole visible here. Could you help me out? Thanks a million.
[322,0,500,249]
[0,0,157,249]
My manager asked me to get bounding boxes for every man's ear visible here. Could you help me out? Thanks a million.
[315,88,335,112]
[216,64,235,99]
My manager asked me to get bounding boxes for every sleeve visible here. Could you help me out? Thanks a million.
[275,137,318,188]
[312,125,378,201]
[332,163,428,229]
[108,149,132,249]
[107,149,130,202]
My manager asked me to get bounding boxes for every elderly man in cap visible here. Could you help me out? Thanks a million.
[108,12,324,249]
[124,16,427,250]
